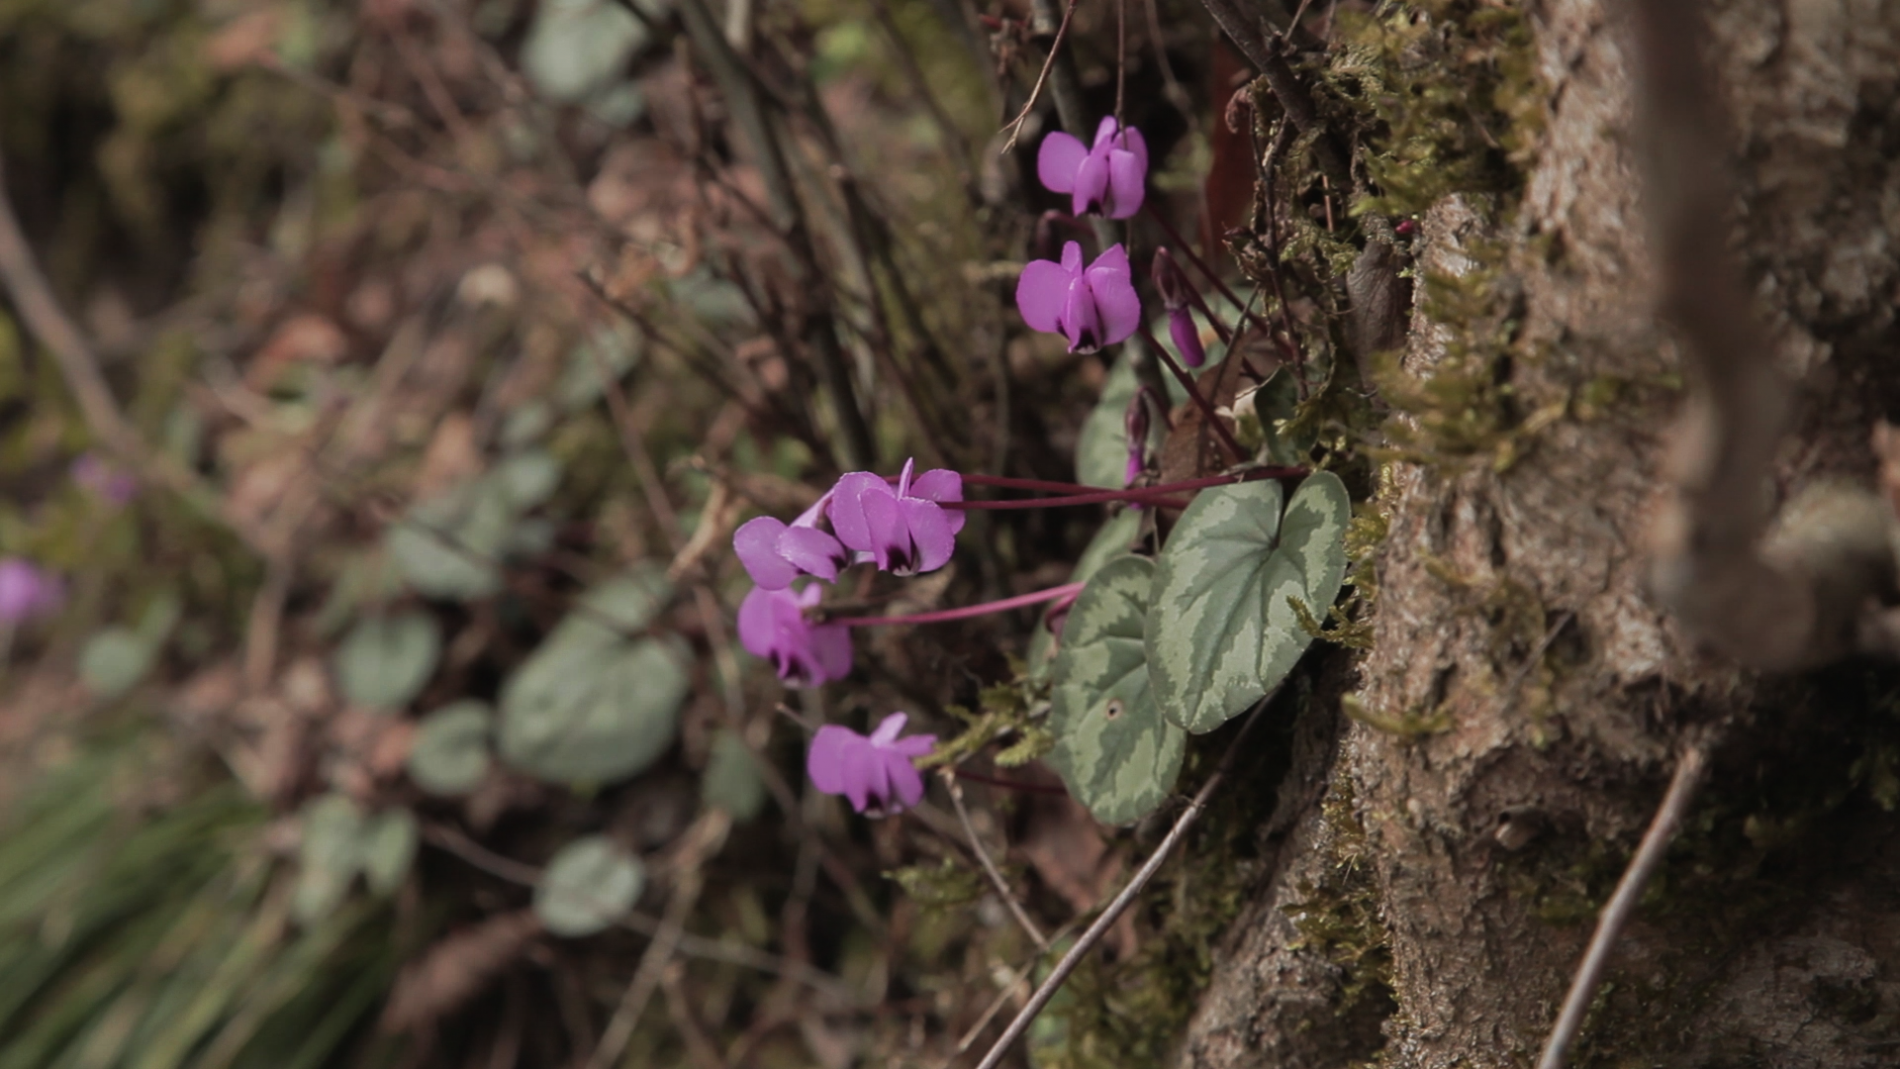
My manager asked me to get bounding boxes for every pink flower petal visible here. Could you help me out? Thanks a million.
[736,585,781,660]
[827,472,891,553]
[1120,124,1148,174]
[1059,240,1084,273]
[886,758,926,811]
[778,525,847,581]
[1071,151,1110,216]
[1091,115,1120,149]
[1060,275,1105,352]
[897,497,956,575]
[870,712,909,745]
[1104,146,1146,219]
[1169,308,1206,368]
[734,516,798,589]
[856,489,904,571]
[1086,246,1142,348]
[1016,259,1073,334]
[807,725,856,794]
[1037,131,1087,194]
[907,469,965,535]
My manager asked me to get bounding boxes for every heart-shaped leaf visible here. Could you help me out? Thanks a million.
[534,835,645,937]
[407,700,494,796]
[1145,473,1350,733]
[1047,556,1185,825]
[334,612,441,711]
[387,480,511,600]
[1027,508,1144,683]
[1257,472,1351,691]
[498,632,688,786]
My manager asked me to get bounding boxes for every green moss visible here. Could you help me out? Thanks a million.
[1332,1,1544,219]
[1285,776,1395,1016]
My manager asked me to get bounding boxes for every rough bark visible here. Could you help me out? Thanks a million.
[1185,2,1900,1066]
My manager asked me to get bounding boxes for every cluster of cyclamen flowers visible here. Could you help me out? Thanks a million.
[1015,117,1205,374]
[739,115,1235,815]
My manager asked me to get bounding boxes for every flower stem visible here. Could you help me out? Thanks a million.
[1136,323,1248,465]
[1144,203,1279,340]
[939,469,1307,511]
[831,581,1086,628]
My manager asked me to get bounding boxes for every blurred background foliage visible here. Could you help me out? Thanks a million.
[0,0,1294,1064]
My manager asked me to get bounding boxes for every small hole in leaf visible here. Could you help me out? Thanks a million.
[1103,699,1123,720]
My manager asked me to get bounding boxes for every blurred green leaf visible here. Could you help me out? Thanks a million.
[407,700,495,796]
[387,481,511,600]
[292,794,365,926]
[360,810,418,897]
[78,627,157,699]
[533,836,644,937]
[498,632,688,786]
[701,730,765,822]
[522,0,648,104]
[494,449,563,511]
[334,612,441,711]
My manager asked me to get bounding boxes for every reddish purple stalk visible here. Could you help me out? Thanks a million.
[940,469,1306,511]
[831,581,1086,628]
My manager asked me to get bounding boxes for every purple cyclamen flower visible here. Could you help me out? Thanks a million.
[828,459,964,577]
[71,453,139,506]
[1152,247,1205,368]
[734,492,850,591]
[0,558,64,625]
[737,583,854,687]
[1037,116,1148,219]
[1016,242,1141,354]
[807,712,937,815]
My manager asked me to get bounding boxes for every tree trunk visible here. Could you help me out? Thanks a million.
[1184,2,1900,1066]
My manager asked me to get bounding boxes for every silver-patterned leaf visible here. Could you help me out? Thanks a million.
[1145,475,1351,733]
[1145,482,1286,733]
[1047,556,1184,825]
[534,835,645,937]
[407,700,494,796]
[498,633,688,787]
[1027,508,1144,683]
[1258,472,1351,691]
[334,611,441,711]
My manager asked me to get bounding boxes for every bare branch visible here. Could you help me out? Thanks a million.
[1536,733,1713,1069]
[970,687,1280,1069]
[1629,0,1895,670]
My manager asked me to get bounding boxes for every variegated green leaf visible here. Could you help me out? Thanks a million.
[1145,474,1350,733]
[1259,472,1351,690]
[1027,508,1144,683]
[1047,556,1184,825]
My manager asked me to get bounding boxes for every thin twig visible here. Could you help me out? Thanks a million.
[0,148,231,532]
[1535,733,1713,1069]
[1000,0,1080,153]
[970,688,1281,1069]
[942,771,1049,949]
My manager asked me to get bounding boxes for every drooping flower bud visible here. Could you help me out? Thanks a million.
[1152,247,1206,368]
